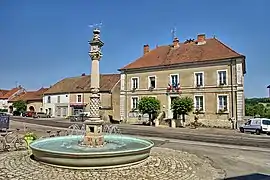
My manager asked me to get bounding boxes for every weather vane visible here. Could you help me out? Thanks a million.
[88,22,103,30]
[171,27,177,40]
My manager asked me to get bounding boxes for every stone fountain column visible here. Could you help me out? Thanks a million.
[82,28,104,147]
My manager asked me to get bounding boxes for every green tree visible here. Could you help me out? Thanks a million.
[171,96,193,122]
[138,97,161,125]
[13,100,27,114]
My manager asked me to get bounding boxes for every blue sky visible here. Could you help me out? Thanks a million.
[0,0,269,97]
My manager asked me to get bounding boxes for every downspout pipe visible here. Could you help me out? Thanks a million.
[124,71,128,123]
[230,59,235,129]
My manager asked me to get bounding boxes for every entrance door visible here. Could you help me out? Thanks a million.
[168,96,178,119]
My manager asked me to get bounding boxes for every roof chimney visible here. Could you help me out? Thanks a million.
[173,37,180,48]
[143,44,150,55]
[197,34,206,45]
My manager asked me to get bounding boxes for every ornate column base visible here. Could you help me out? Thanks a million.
[81,123,104,147]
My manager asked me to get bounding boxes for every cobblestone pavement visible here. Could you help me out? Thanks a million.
[0,147,224,180]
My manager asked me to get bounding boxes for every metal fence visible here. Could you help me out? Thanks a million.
[0,115,10,131]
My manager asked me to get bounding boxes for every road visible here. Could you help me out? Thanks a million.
[11,116,270,148]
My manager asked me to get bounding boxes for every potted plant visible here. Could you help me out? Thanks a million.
[24,132,38,147]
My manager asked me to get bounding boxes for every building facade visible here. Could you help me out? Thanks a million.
[43,74,120,120]
[119,34,246,128]
[43,94,69,117]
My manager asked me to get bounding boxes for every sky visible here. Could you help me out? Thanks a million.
[0,0,269,97]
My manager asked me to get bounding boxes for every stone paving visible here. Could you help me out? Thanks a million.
[0,147,224,180]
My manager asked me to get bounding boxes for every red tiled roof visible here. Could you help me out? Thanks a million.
[44,74,120,95]
[0,89,9,99]
[9,88,49,102]
[0,88,21,99]
[119,38,244,70]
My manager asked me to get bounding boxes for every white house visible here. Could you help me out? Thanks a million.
[0,87,26,112]
[43,94,70,118]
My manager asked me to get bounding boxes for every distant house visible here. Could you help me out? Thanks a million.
[43,74,120,120]
[9,87,48,112]
[0,86,26,113]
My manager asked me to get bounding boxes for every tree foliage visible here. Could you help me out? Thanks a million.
[245,98,270,105]
[245,98,270,118]
[171,96,193,121]
[13,100,27,113]
[138,97,161,121]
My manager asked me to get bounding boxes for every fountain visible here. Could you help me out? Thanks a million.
[29,27,154,169]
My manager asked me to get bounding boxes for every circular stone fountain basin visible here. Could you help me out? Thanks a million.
[30,135,154,169]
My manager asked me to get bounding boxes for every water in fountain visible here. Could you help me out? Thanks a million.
[67,124,81,135]
[103,124,122,144]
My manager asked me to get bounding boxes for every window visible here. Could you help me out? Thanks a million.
[218,95,228,111]
[148,76,156,89]
[194,96,204,111]
[131,97,139,110]
[194,72,204,87]
[57,96,60,103]
[217,70,227,85]
[48,108,52,115]
[56,107,61,116]
[47,96,51,103]
[62,108,67,117]
[131,77,139,89]
[262,120,270,125]
[170,74,179,87]
[77,95,82,103]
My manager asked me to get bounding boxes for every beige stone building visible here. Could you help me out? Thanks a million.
[118,34,246,128]
[43,74,120,120]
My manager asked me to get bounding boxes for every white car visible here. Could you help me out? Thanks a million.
[240,118,270,135]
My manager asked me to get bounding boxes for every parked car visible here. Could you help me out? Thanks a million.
[239,118,270,135]
[22,111,36,117]
[33,112,51,118]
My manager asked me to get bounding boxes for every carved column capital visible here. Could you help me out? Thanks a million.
[89,51,102,61]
